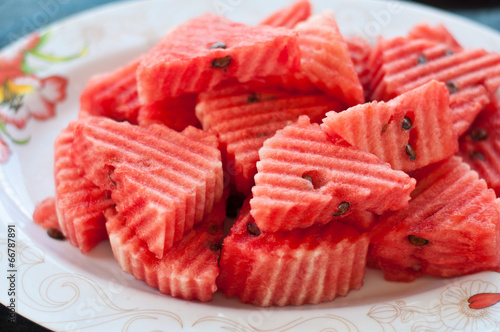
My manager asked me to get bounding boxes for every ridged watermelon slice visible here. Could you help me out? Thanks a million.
[53,122,113,253]
[137,93,200,131]
[137,13,300,104]
[459,105,500,196]
[346,36,372,100]
[369,156,500,281]
[70,117,223,258]
[217,199,369,306]
[407,23,462,53]
[33,197,60,231]
[259,0,311,29]
[105,191,227,302]
[196,81,343,194]
[250,116,415,232]
[80,57,141,124]
[322,81,457,172]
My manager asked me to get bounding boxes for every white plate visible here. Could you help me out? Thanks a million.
[1,0,500,331]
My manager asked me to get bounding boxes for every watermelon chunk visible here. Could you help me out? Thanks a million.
[71,117,223,258]
[196,81,343,194]
[53,122,113,253]
[322,81,457,172]
[259,0,311,29]
[459,105,500,196]
[33,197,60,231]
[369,156,500,281]
[80,58,141,124]
[293,11,364,106]
[137,14,300,104]
[346,36,372,100]
[407,23,462,53]
[217,199,369,306]
[250,116,415,232]
[105,191,227,302]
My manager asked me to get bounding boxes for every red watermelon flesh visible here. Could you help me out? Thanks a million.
[369,156,500,281]
[346,36,372,100]
[70,117,223,258]
[259,0,312,29]
[137,93,200,131]
[322,80,457,172]
[459,105,500,196]
[196,82,343,194]
[80,57,141,124]
[137,13,300,104]
[105,191,226,302]
[293,11,364,106]
[338,210,378,234]
[407,23,462,53]
[33,197,60,231]
[250,116,415,232]
[53,122,113,253]
[217,199,369,306]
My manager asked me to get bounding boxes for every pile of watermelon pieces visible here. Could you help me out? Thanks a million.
[33,0,500,306]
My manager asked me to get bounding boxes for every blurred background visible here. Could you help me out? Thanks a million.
[0,0,499,49]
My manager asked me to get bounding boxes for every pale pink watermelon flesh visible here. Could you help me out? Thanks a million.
[196,81,344,194]
[137,13,301,104]
[79,57,141,124]
[105,191,227,302]
[259,0,312,29]
[53,122,113,253]
[250,116,415,232]
[322,80,457,172]
[217,199,369,306]
[369,156,500,281]
[33,197,61,231]
[70,117,223,258]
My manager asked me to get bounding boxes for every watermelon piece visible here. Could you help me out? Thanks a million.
[338,210,378,234]
[250,116,415,232]
[292,11,364,106]
[322,81,458,172]
[53,122,113,253]
[196,81,343,194]
[137,14,300,104]
[71,117,223,258]
[259,0,312,29]
[407,24,462,53]
[369,156,500,281]
[217,199,369,306]
[105,191,227,302]
[137,94,200,131]
[80,58,141,124]
[459,105,500,196]
[346,36,372,100]
[33,197,60,231]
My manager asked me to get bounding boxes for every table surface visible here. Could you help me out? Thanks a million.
[1,0,500,331]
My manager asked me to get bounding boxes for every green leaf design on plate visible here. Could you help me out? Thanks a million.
[0,121,31,145]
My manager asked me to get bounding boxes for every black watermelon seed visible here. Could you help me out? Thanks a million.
[209,42,226,50]
[445,81,459,94]
[247,93,259,104]
[108,173,116,186]
[212,56,231,69]
[381,124,389,134]
[302,174,314,185]
[47,228,65,240]
[408,235,429,246]
[405,144,416,161]
[471,128,488,142]
[445,49,454,56]
[247,222,261,236]
[417,54,428,65]
[402,116,413,130]
[469,150,485,161]
[333,202,350,217]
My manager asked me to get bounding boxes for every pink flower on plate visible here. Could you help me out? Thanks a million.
[0,136,11,163]
[0,75,67,129]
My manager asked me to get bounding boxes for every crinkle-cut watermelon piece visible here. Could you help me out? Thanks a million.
[80,58,141,124]
[217,199,369,307]
[338,210,378,234]
[259,0,311,29]
[293,11,364,106]
[71,117,223,258]
[196,82,343,194]
[407,24,462,53]
[346,36,372,100]
[137,93,200,131]
[369,156,500,282]
[459,106,500,196]
[137,14,300,104]
[105,191,227,302]
[33,197,60,231]
[322,81,457,172]
[53,123,113,253]
[250,116,415,232]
